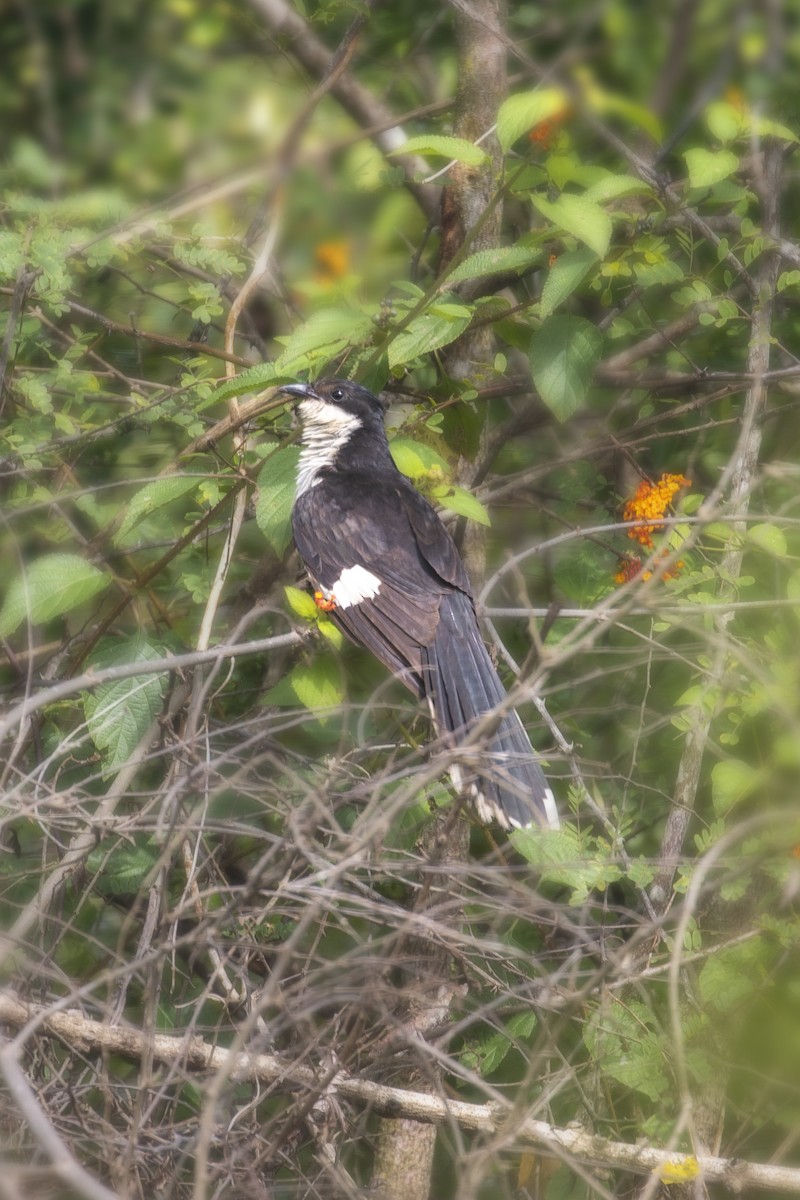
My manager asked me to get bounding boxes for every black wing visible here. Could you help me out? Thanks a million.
[292,471,472,695]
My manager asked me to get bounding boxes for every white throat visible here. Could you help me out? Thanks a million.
[296,398,360,496]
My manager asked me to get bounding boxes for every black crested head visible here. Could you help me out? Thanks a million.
[281,378,386,429]
[281,378,395,490]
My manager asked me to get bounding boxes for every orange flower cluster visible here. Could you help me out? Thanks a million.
[614,553,686,585]
[614,473,691,586]
[623,473,691,549]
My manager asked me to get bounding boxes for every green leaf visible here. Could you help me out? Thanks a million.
[266,658,343,712]
[86,841,159,895]
[497,88,568,152]
[705,100,745,144]
[389,437,449,480]
[0,554,110,637]
[318,618,344,648]
[446,244,542,285]
[586,91,663,142]
[698,941,765,1013]
[582,174,651,203]
[114,475,198,546]
[387,307,472,369]
[83,635,168,775]
[747,522,787,557]
[211,362,286,403]
[460,1010,537,1077]
[529,315,603,421]
[432,483,490,526]
[284,585,318,620]
[684,148,739,188]
[751,115,799,143]
[540,246,597,317]
[277,307,374,368]
[584,1000,669,1103]
[255,445,301,555]
[532,192,612,258]
[711,759,761,815]
[392,135,488,167]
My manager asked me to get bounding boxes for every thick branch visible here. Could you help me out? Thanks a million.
[1,994,799,1195]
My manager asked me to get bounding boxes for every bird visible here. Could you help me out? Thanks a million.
[280,377,558,831]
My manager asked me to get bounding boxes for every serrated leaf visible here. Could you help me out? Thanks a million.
[583,999,669,1103]
[432,483,490,526]
[0,554,109,637]
[684,147,739,188]
[115,475,198,546]
[211,362,286,403]
[318,618,343,648]
[711,759,760,814]
[698,941,764,1012]
[747,522,787,557]
[460,1010,537,1077]
[429,301,472,320]
[497,88,569,152]
[277,307,374,368]
[268,659,343,712]
[446,244,542,285]
[284,585,318,620]
[83,635,168,775]
[392,135,488,167]
[86,842,159,895]
[529,315,603,421]
[389,437,449,480]
[387,308,472,369]
[540,246,597,317]
[532,192,612,258]
[255,445,300,555]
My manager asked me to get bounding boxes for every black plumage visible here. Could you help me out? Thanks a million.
[281,378,558,830]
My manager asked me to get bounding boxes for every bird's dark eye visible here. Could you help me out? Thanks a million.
[331,387,344,400]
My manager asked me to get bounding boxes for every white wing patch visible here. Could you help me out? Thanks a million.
[329,564,382,609]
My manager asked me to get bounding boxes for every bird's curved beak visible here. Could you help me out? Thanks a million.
[280,382,318,401]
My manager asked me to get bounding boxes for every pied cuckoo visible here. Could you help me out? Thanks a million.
[281,378,558,831]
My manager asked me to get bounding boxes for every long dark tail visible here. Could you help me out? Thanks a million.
[421,592,558,830]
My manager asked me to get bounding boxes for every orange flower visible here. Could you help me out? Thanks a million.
[314,240,350,281]
[614,554,643,584]
[614,552,686,586]
[528,107,571,150]
[623,473,691,549]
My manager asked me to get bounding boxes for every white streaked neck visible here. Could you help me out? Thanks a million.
[296,399,360,496]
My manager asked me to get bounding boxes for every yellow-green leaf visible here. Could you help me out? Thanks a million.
[747,522,787,557]
[432,483,490,526]
[532,192,612,259]
[284,586,318,621]
[0,554,109,637]
[684,147,739,188]
[393,135,488,167]
[497,88,569,152]
[256,446,300,556]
